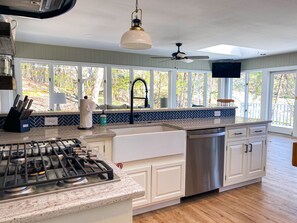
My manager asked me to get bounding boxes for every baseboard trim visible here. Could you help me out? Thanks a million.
[133,199,180,216]
[219,178,262,192]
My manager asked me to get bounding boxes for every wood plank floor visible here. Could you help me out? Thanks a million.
[133,134,297,223]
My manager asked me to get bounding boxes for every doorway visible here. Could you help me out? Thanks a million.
[231,71,263,119]
[268,71,297,135]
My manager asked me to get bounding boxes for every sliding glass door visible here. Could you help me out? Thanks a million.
[232,71,263,118]
[269,71,297,135]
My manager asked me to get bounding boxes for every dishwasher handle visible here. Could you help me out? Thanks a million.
[188,131,225,139]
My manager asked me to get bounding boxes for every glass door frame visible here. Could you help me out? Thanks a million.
[268,70,297,135]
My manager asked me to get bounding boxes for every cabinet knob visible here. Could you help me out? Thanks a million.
[116,163,123,169]
[244,144,249,153]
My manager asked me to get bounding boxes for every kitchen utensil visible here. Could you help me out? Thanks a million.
[13,94,20,108]
[16,100,23,112]
[26,99,33,110]
[22,96,29,111]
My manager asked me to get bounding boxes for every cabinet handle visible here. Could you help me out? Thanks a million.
[249,143,253,152]
[254,130,263,133]
[234,132,243,135]
[244,144,249,153]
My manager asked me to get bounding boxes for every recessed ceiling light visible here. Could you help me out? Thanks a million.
[198,44,266,57]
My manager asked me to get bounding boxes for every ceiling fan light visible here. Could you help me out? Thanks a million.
[182,58,194,63]
[120,29,152,50]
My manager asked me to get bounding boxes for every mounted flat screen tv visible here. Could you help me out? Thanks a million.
[212,62,241,78]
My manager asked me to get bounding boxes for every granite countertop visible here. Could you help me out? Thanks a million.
[0,117,271,144]
[164,117,271,130]
[0,157,144,223]
[0,116,271,222]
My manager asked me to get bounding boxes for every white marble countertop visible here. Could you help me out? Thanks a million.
[0,157,144,223]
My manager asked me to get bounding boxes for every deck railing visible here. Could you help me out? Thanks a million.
[238,103,294,127]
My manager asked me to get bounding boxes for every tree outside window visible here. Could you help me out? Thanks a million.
[21,63,50,111]
[111,68,130,106]
[154,71,169,108]
[82,67,104,105]
[53,65,79,111]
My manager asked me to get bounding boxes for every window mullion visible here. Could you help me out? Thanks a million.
[49,63,54,111]
[150,69,154,109]
[188,72,192,108]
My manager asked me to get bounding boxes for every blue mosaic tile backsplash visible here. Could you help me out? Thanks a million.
[0,108,235,129]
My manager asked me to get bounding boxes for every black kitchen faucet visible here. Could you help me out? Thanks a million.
[130,78,149,124]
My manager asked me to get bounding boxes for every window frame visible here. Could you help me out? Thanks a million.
[15,57,219,111]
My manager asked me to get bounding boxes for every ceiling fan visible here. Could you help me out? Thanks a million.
[151,43,209,63]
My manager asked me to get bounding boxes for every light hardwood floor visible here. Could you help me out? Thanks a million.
[133,134,297,223]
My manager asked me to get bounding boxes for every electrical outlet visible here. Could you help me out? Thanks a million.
[44,117,58,126]
[214,111,221,117]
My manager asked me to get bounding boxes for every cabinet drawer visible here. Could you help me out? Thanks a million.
[228,128,247,138]
[249,126,266,136]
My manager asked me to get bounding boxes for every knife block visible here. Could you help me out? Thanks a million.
[3,107,30,133]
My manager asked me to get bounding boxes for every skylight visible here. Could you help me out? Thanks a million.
[198,44,266,57]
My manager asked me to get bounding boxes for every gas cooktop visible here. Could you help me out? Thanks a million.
[0,138,119,202]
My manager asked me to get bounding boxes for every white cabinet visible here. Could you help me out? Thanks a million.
[247,138,266,179]
[125,166,151,207]
[224,124,267,187]
[123,158,185,209]
[225,140,246,184]
[151,161,184,203]
[83,137,112,160]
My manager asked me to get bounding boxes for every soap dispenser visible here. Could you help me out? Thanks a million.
[99,110,107,126]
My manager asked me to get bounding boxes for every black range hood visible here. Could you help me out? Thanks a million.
[0,0,77,19]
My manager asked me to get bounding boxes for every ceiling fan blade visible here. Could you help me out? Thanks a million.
[151,56,172,59]
[181,58,194,63]
[186,56,209,60]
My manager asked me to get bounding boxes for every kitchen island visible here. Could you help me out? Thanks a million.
[0,116,271,222]
[0,155,144,223]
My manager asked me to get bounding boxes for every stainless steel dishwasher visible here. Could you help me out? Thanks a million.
[185,128,225,197]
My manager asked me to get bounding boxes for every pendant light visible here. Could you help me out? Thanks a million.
[120,0,152,50]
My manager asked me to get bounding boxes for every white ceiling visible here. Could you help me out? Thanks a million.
[12,0,297,60]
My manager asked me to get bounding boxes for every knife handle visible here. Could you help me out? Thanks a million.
[26,99,33,110]
[13,94,20,108]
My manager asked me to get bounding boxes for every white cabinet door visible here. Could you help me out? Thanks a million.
[87,141,105,157]
[125,166,151,208]
[247,138,266,178]
[151,161,185,203]
[225,140,246,185]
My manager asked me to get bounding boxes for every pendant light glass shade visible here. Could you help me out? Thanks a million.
[120,0,152,50]
[120,29,152,50]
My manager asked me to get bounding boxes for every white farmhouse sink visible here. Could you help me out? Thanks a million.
[110,125,186,163]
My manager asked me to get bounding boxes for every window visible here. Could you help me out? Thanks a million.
[176,72,189,108]
[133,70,150,107]
[207,74,219,106]
[21,62,50,112]
[82,66,105,105]
[154,71,169,108]
[191,72,205,106]
[53,65,79,111]
[18,60,228,112]
[232,71,262,118]
[111,68,130,105]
